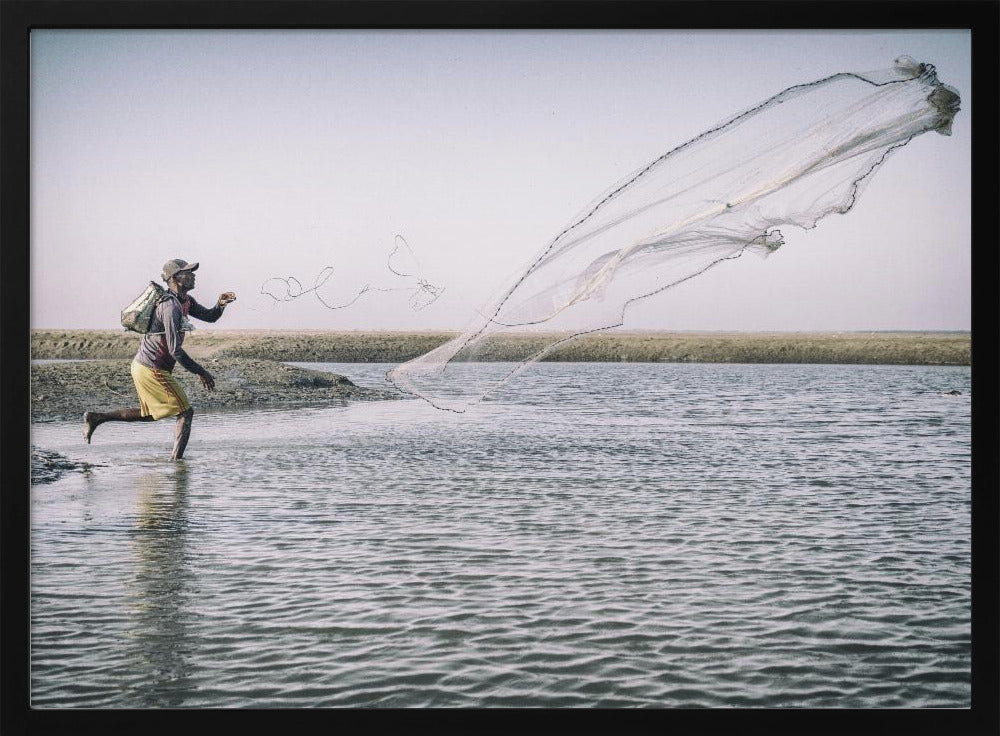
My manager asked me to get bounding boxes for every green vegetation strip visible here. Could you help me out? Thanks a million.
[31,329,970,365]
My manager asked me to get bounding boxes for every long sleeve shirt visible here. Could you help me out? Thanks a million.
[134,293,223,373]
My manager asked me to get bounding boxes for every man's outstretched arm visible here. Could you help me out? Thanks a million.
[188,292,236,323]
[163,300,215,390]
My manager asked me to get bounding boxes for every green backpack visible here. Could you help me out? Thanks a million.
[121,281,166,333]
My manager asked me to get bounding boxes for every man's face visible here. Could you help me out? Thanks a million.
[174,270,196,289]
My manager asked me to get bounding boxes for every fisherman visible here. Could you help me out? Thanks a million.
[83,259,236,460]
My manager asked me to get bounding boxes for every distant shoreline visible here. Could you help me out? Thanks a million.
[31,329,971,366]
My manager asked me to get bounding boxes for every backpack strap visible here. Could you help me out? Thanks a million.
[151,291,194,334]
[144,290,178,336]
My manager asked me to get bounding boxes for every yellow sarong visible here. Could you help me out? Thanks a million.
[130,360,191,419]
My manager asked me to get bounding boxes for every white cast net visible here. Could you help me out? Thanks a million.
[388,57,961,412]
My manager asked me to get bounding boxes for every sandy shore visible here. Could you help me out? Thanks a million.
[30,356,397,424]
[31,329,971,365]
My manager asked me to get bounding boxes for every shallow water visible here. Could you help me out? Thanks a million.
[30,362,971,708]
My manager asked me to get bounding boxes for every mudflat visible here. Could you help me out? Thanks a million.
[30,356,396,423]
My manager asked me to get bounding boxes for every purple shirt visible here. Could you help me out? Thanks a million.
[134,293,223,373]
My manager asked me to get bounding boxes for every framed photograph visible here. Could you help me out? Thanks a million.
[4,2,997,734]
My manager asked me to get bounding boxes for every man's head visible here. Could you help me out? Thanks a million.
[162,259,199,291]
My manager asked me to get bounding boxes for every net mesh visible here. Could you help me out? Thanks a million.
[386,57,960,412]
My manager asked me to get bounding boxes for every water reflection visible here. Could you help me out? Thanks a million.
[28,364,971,708]
[125,463,194,707]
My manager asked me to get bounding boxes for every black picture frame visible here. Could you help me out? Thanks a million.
[3,2,997,734]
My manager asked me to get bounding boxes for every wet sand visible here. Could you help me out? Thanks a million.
[30,356,396,424]
[30,447,102,485]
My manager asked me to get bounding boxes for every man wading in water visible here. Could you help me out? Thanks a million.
[83,259,236,460]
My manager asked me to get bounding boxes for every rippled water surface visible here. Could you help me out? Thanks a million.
[30,363,971,708]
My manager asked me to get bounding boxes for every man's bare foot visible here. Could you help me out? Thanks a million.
[83,412,98,444]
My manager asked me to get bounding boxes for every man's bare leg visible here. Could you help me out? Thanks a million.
[171,408,194,460]
[83,408,153,443]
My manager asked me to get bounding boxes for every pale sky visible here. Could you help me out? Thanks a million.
[30,29,971,332]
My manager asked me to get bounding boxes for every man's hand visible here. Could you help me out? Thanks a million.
[199,371,216,391]
[217,292,237,307]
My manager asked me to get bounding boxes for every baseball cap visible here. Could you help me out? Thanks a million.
[162,259,200,281]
